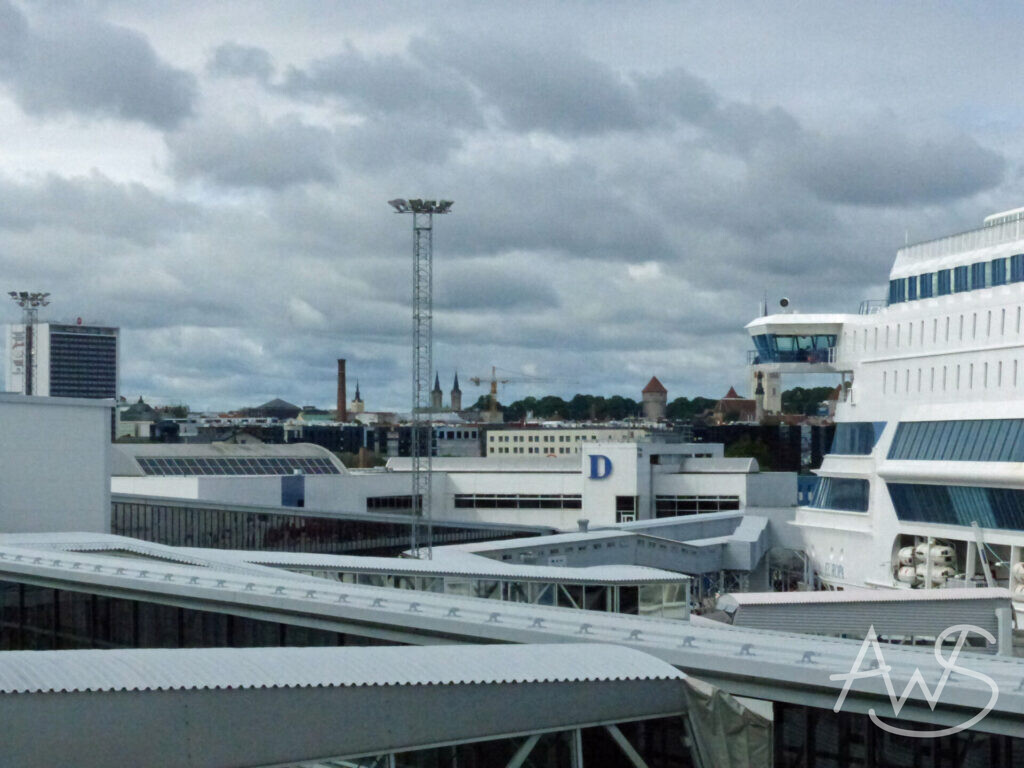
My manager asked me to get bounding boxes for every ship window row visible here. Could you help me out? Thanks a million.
[809,477,869,512]
[881,358,1024,396]
[858,307,1024,355]
[888,419,1024,462]
[888,254,1024,305]
[888,482,1024,532]
[828,422,886,456]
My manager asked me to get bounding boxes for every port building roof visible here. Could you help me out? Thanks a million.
[0,536,1020,738]
[112,442,345,476]
[0,643,681,694]
[0,644,688,768]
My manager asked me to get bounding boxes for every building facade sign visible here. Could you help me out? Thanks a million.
[588,454,613,479]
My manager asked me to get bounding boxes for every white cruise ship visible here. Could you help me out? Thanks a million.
[747,208,1024,609]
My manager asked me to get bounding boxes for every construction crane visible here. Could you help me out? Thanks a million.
[469,366,550,422]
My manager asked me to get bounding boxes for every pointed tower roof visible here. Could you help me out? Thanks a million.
[432,373,442,393]
[723,386,741,399]
[452,371,461,393]
[354,380,363,402]
[642,376,667,394]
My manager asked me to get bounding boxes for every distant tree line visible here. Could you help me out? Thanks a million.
[470,386,835,422]
[471,393,718,422]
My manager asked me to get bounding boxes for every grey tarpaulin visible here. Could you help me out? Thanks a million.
[683,677,772,768]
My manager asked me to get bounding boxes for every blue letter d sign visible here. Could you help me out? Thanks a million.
[589,454,613,479]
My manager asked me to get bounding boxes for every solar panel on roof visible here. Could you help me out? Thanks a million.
[136,456,339,476]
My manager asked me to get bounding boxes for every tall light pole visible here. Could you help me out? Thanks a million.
[7,291,50,396]
[388,198,452,559]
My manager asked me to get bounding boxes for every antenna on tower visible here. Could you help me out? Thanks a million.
[7,291,50,396]
[388,199,453,559]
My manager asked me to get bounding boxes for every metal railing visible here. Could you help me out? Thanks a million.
[858,299,887,315]
[897,216,1024,264]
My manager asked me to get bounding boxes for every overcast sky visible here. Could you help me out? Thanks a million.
[1,1,1022,411]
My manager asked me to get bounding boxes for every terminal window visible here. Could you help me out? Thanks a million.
[454,494,582,510]
[654,495,740,517]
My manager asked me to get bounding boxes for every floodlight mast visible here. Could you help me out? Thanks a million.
[388,199,453,559]
[7,291,50,395]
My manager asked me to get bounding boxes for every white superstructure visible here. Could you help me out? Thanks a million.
[748,209,1024,608]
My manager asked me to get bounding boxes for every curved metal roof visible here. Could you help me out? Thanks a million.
[0,644,683,694]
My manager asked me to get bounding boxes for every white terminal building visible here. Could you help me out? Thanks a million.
[2,368,1023,763]
[110,439,796,530]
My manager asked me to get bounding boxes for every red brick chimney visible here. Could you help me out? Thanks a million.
[337,359,347,422]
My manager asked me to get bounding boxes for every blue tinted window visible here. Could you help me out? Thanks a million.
[829,422,886,455]
[1012,254,1024,283]
[888,483,1024,532]
[992,258,1007,286]
[812,477,869,512]
[888,279,905,304]
[919,273,934,298]
[970,262,987,290]
[749,334,837,364]
[888,419,1024,461]
[954,265,969,292]
[937,269,952,295]
[906,276,918,301]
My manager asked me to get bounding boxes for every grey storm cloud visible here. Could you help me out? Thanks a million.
[0,0,196,129]
[206,42,276,81]
[411,34,645,136]
[784,128,1006,207]
[281,44,483,128]
[0,172,200,245]
[436,264,560,310]
[1,5,1017,410]
[166,114,338,189]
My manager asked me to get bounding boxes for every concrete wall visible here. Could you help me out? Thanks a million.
[111,476,201,499]
[746,472,798,507]
[105,440,787,534]
[0,394,111,533]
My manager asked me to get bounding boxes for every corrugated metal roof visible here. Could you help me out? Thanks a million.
[722,587,1011,606]
[189,548,687,584]
[0,644,683,694]
[2,539,1024,722]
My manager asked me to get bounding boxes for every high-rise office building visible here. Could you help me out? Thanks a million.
[5,322,118,398]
